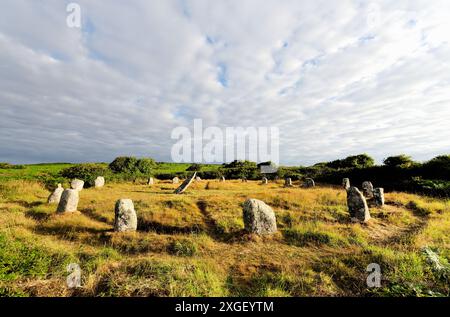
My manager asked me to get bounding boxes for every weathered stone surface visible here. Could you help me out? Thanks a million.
[56,189,79,213]
[48,184,64,204]
[70,179,84,191]
[284,178,293,187]
[342,178,350,190]
[147,177,154,185]
[362,181,374,198]
[346,187,370,222]
[303,178,315,188]
[243,199,277,235]
[94,176,105,188]
[195,176,202,182]
[262,177,268,184]
[114,199,137,232]
[220,176,226,182]
[374,188,385,207]
[174,172,197,194]
[172,177,180,184]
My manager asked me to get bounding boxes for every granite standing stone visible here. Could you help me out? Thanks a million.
[114,199,137,232]
[284,178,293,187]
[57,189,79,213]
[71,179,84,191]
[303,178,315,188]
[48,184,64,204]
[346,186,370,222]
[174,172,197,194]
[362,181,374,198]
[262,177,268,184]
[243,199,277,235]
[94,176,105,188]
[374,188,385,207]
[342,178,350,190]
[147,177,154,185]
[172,177,180,184]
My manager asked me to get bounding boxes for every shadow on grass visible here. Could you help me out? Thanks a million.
[25,209,51,222]
[81,208,112,225]
[137,218,204,235]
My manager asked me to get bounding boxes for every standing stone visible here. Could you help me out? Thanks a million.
[174,172,197,194]
[220,176,226,182]
[71,179,84,191]
[342,178,350,190]
[262,177,268,184]
[374,188,385,207]
[114,199,137,232]
[195,176,202,182]
[346,187,370,222]
[172,177,180,184]
[284,178,293,187]
[147,177,154,185]
[56,189,79,213]
[94,176,105,188]
[242,199,277,235]
[303,178,315,188]
[362,181,374,198]
[47,184,64,204]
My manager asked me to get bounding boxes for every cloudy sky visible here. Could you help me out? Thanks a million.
[1,0,449,165]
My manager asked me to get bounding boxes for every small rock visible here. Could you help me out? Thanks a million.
[172,177,180,184]
[243,199,277,235]
[114,199,137,232]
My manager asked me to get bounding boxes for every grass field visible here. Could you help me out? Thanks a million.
[0,175,449,297]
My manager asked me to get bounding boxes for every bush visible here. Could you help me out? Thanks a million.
[60,163,108,187]
[384,155,416,168]
[0,163,24,170]
[186,163,202,172]
[109,156,156,177]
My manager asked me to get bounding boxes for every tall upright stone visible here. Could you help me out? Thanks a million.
[284,178,293,187]
[147,177,154,185]
[114,199,137,232]
[94,176,105,188]
[48,184,64,204]
[172,177,180,184]
[56,189,79,213]
[346,187,370,222]
[362,181,374,198]
[262,177,268,184]
[374,188,385,207]
[242,199,277,235]
[342,178,350,190]
[174,172,197,194]
[303,178,315,188]
[71,179,84,191]
[220,176,226,182]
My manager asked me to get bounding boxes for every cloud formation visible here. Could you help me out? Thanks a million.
[1,0,449,165]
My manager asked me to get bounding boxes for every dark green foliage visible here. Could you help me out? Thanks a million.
[0,163,24,169]
[108,156,156,179]
[384,155,416,168]
[221,160,260,179]
[186,163,202,172]
[325,154,375,169]
[60,163,108,187]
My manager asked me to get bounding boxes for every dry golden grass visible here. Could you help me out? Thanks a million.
[0,179,449,297]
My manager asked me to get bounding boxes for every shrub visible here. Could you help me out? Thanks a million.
[186,163,202,172]
[60,163,108,187]
[384,155,416,168]
[109,156,156,177]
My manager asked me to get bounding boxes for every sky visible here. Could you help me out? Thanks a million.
[1,0,450,166]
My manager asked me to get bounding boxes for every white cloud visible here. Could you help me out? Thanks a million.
[0,0,449,165]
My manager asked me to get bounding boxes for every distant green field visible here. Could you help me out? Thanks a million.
[0,162,221,182]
